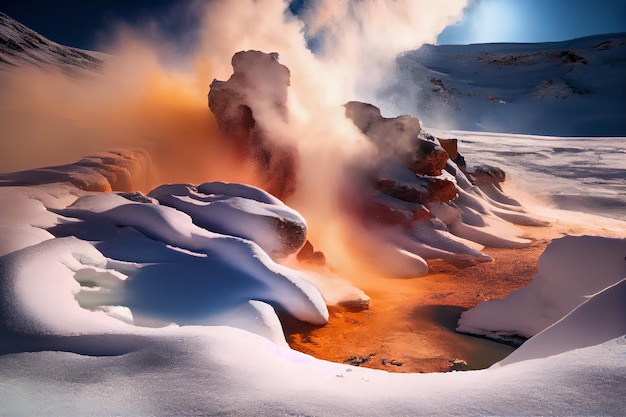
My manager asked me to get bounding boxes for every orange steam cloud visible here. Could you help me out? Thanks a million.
[0,0,469,274]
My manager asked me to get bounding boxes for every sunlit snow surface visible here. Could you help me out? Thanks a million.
[0,131,625,416]
[433,130,626,221]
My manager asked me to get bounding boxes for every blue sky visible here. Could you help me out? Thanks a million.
[438,0,626,44]
[1,0,626,49]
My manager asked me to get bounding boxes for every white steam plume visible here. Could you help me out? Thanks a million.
[0,0,468,272]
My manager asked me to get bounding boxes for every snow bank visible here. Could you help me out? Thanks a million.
[58,190,329,326]
[0,236,139,336]
[1,326,624,416]
[148,182,307,260]
[495,278,626,367]
[458,235,626,339]
[1,163,625,416]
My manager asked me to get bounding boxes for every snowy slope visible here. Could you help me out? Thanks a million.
[0,12,104,72]
[385,33,626,136]
[429,129,626,221]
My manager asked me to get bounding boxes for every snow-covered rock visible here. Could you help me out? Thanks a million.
[208,50,298,199]
[0,149,153,192]
[343,101,544,275]
[52,191,329,326]
[148,182,308,260]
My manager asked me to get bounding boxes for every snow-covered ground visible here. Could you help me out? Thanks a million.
[385,33,626,137]
[1,7,626,417]
[431,129,626,222]
[0,130,624,416]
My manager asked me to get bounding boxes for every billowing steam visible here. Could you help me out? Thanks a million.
[0,0,469,272]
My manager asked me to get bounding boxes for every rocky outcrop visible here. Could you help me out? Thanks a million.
[437,137,466,171]
[345,101,450,178]
[345,101,448,177]
[296,240,326,265]
[344,101,458,221]
[208,51,297,199]
[376,177,457,205]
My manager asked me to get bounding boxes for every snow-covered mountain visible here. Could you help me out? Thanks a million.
[0,12,104,72]
[385,33,626,136]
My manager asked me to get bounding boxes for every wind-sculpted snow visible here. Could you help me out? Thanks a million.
[432,130,626,222]
[458,235,626,341]
[148,182,307,260]
[52,191,329,326]
[0,149,153,193]
[494,278,626,367]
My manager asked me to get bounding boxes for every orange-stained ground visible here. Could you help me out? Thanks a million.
[283,227,557,373]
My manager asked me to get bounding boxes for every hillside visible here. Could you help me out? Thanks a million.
[384,33,626,136]
[0,12,103,72]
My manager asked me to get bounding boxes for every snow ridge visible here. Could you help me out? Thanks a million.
[0,12,104,72]
[386,32,626,136]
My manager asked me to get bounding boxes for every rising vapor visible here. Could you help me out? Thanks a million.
[0,0,469,270]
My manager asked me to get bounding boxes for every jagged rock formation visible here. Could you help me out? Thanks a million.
[437,137,466,171]
[342,100,547,274]
[345,101,458,222]
[208,51,298,200]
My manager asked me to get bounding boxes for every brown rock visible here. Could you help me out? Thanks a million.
[376,177,457,205]
[208,51,298,199]
[405,138,449,176]
[297,240,326,265]
[437,138,458,159]
[344,101,448,176]
[425,177,458,203]
[470,165,506,185]
[359,193,432,227]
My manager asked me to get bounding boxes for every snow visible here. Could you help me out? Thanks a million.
[148,182,308,260]
[495,278,626,367]
[0,11,106,72]
[458,235,626,339]
[1,11,626,417]
[387,33,626,137]
[1,327,624,416]
[433,130,626,223]
[1,139,624,415]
